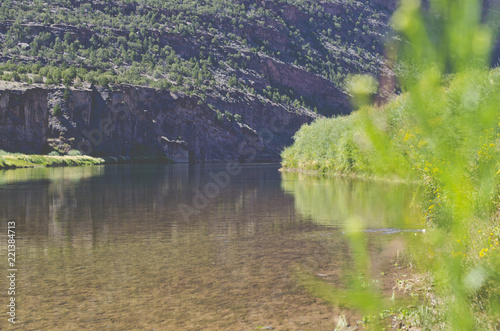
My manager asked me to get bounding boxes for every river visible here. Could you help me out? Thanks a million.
[0,164,422,330]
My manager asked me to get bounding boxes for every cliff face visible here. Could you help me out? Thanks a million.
[0,82,316,162]
[257,57,350,115]
[0,85,48,153]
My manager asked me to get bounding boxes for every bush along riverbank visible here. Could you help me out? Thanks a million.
[281,0,500,329]
[0,150,172,169]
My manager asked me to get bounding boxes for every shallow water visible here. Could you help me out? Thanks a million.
[0,164,421,330]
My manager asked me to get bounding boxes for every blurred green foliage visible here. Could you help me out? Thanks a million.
[282,0,500,328]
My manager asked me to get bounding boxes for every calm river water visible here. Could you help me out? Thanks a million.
[0,164,421,330]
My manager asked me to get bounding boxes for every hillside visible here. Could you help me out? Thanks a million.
[0,0,396,161]
[0,0,396,114]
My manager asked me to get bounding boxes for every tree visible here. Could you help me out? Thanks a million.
[52,103,62,116]
[98,75,110,88]
[227,75,238,87]
[63,88,70,100]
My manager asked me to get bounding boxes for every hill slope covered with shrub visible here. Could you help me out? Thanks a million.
[0,0,396,116]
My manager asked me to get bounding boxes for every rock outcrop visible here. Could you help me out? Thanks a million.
[0,84,48,153]
[0,82,316,162]
[257,57,350,115]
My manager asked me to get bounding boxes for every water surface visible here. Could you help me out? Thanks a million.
[0,164,420,330]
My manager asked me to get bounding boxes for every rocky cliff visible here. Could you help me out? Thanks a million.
[0,82,316,162]
[0,84,48,153]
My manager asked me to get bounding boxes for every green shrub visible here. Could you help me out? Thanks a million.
[63,88,70,101]
[224,111,234,121]
[32,74,43,83]
[52,103,62,116]
[215,109,223,122]
[227,75,238,87]
[67,149,82,156]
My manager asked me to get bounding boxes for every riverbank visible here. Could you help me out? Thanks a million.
[279,166,417,185]
[0,151,172,169]
[280,69,500,329]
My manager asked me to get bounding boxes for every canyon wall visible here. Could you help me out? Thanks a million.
[0,83,316,162]
[0,86,48,153]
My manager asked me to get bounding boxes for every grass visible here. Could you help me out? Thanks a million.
[0,150,172,169]
[0,151,105,169]
[281,93,421,180]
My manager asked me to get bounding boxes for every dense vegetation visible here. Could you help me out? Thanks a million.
[282,69,500,222]
[282,0,500,329]
[0,0,392,115]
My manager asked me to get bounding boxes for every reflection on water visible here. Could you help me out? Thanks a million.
[281,172,421,229]
[0,164,420,330]
[0,166,105,185]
